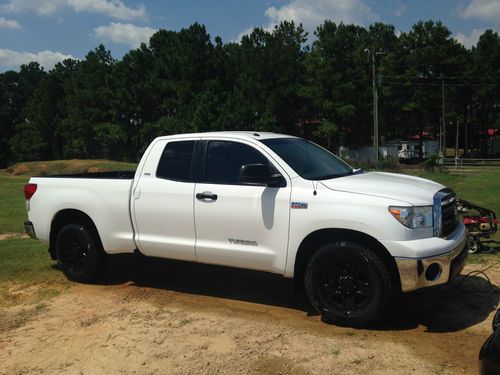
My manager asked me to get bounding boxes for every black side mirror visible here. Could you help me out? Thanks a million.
[239,164,286,187]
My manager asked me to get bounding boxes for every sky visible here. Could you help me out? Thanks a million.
[0,0,499,71]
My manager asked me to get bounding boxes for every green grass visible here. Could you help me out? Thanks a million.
[0,238,64,284]
[0,175,28,233]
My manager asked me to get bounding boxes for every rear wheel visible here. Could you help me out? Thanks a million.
[305,241,392,326]
[55,223,105,283]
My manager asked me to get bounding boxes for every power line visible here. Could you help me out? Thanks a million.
[383,81,497,87]
[382,74,500,81]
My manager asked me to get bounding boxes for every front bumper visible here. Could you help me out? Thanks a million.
[391,225,467,292]
[24,220,37,239]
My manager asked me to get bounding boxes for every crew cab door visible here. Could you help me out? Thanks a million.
[132,138,199,261]
[194,139,291,273]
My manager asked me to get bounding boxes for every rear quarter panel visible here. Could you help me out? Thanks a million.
[27,177,136,254]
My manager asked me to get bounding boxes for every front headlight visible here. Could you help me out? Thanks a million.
[388,206,433,229]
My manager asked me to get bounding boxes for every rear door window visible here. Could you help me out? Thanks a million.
[156,141,195,182]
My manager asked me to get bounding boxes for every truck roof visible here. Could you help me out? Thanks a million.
[155,131,297,142]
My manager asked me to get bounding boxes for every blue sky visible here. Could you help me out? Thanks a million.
[0,0,499,71]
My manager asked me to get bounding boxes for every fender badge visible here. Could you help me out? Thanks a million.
[291,202,308,209]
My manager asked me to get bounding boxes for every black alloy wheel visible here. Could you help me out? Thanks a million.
[55,223,105,283]
[305,241,392,326]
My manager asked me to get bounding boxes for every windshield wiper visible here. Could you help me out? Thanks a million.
[310,173,344,180]
[312,168,364,180]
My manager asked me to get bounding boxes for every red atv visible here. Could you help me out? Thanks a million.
[457,199,499,254]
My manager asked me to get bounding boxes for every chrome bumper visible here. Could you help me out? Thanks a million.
[24,220,37,239]
[395,235,467,292]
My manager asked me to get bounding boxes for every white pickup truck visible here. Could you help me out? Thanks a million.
[24,131,467,325]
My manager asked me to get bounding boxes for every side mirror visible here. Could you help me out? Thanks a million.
[239,164,286,188]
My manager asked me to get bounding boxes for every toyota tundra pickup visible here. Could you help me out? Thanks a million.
[24,132,467,325]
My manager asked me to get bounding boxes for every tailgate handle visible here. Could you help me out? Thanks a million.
[196,192,218,201]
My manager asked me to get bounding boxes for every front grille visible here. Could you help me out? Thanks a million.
[441,192,458,237]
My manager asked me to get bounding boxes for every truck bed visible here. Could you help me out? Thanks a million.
[27,171,138,254]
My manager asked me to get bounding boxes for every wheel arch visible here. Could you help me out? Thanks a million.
[49,209,103,260]
[293,228,401,293]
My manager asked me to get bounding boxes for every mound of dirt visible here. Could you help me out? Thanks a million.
[1,159,136,176]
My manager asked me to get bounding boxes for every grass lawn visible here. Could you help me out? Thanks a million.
[0,175,28,233]
[0,238,64,284]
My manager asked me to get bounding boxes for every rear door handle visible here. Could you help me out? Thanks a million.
[196,191,218,201]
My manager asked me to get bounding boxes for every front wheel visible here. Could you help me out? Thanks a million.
[304,241,393,326]
[55,223,105,283]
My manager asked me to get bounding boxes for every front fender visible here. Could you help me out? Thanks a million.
[285,183,407,277]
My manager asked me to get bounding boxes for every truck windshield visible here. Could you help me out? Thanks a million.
[261,138,354,180]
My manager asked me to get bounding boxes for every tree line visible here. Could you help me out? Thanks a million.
[1,20,499,167]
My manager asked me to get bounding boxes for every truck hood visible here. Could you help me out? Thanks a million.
[320,171,444,206]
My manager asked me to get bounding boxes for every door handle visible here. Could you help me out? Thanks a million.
[133,186,141,199]
[196,191,218,201]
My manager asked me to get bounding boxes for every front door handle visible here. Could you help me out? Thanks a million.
[196,191,218,201]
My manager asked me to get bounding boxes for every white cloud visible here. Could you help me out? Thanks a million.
[264,0,376,31]
[94,22,156,47]
[1,0,146,20]
[458,0,500,23]
[235,0,377,41]
[0,16,21,29]
[0,48,76,70]
[233,26,255,42]
[454,28,486,48]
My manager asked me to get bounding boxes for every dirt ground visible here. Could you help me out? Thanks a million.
[1,255,499,375]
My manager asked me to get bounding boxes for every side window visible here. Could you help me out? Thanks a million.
[206,141,269,184]
[156,140,195,182]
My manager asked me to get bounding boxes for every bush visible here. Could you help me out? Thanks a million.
[424,155,440,172]
[379,156,401,172]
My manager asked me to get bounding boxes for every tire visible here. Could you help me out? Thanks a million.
[304,241,392,326]
[467,238,481,254]
[55,223,105,283]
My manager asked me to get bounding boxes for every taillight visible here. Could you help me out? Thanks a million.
[24,183,37,200]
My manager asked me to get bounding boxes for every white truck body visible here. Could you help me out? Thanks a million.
[25,132,467,300]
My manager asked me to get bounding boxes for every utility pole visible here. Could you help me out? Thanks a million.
[372,56,379,165]
[465,108,469,156]
[441,77,446,157]
[455,117,460,158]
[366,49,380,165]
